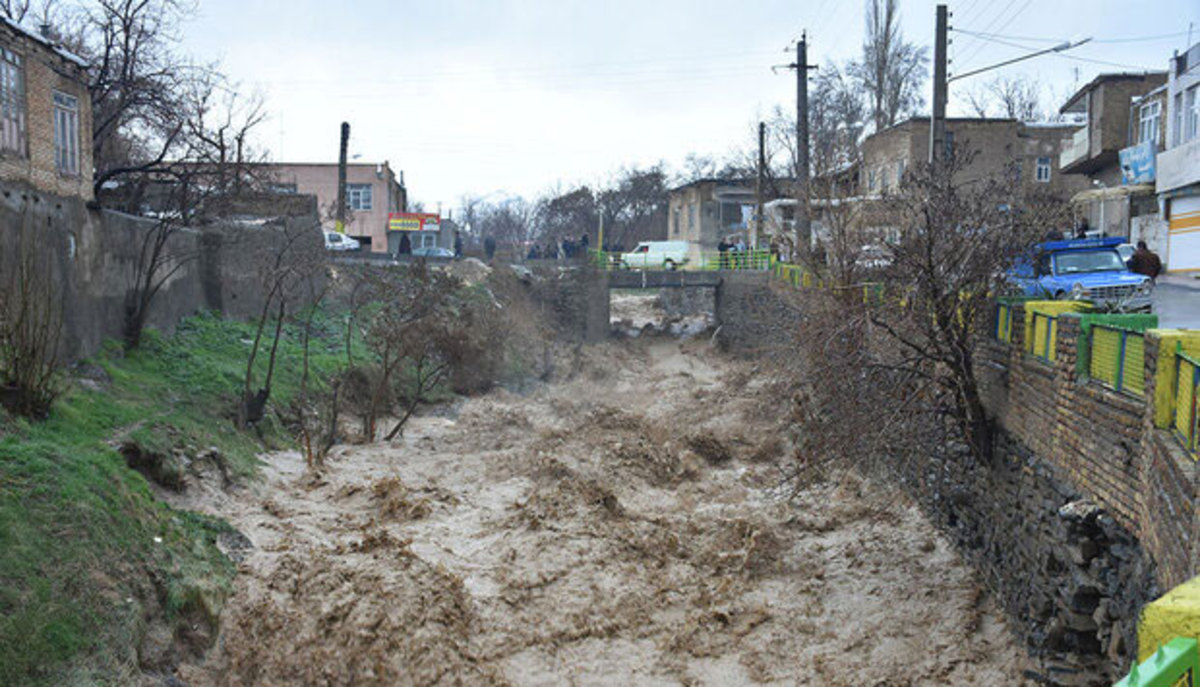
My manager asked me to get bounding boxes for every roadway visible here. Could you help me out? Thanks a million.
[1154,275,1200,329]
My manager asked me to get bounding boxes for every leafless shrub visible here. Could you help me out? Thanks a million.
[0,209,64,418]
[777,149,1069,490]
[238,221,326,429]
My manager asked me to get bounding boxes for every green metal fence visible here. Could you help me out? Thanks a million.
[1114,637,1198,686]
[1090,324,1148,398]
[588,248,773,272]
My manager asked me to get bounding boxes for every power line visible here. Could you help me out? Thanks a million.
[954,0,1021,71]
[955,28,1194,44]
[955,31,1160,71]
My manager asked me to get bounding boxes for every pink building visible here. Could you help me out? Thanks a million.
[268,161,406,253]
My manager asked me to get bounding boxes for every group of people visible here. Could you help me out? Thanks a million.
[716,236,749,270]
[526,234,591,261]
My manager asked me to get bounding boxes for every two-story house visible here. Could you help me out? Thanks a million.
[1157,41,1200,273]
[268,161,407,253]
[1058,72,1168,237]
[851,117,1088,243]
[0,18,93,200]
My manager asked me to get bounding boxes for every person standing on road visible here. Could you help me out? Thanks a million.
[398,231,412,255]
[717,238,730,270]
[453,232,463,258]
[1128,240,1163,282]
[484,235,496,261]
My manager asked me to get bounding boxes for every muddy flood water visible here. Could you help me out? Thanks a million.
[179,295,1033,685]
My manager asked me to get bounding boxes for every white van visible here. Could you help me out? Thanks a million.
[620,241,690,270]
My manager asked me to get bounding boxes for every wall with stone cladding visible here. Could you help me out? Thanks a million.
[527,266,610,344]
[903,433,1156,684]
[713,272,795,354]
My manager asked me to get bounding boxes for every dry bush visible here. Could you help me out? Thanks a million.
[0,210,64,418]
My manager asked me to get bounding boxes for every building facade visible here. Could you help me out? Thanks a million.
[861,116,1086,200]
[0,18,93,200]
[1157,41,1200,273]
[1058,72,1169,238]
[268,161,406,253]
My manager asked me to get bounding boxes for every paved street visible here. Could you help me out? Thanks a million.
[1154,276,1200,329]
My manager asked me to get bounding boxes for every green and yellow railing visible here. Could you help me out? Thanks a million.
[587,249,774,272]
[1175,347,1199,455]
[1090,324,1150,398]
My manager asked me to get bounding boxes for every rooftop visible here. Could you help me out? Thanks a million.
[0,16,87,68]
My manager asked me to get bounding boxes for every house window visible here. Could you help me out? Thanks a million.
[347,183,373,211]
[1138,100,1160,145]
[1188,86,1200,143]
[53,91,79,175]
[672,208,679,236]
[0,48,25,156]
[868,169,876,191]
[1035,157,1052,183]
[897,159,906,184]
[687,204,695,230]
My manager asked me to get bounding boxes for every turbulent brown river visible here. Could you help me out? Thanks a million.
[177,295,1033,685]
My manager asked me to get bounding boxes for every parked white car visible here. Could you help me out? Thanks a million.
[620,241,690,270]
[324,231,361,251]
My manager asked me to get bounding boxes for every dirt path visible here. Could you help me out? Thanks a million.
[180,337,1033,686]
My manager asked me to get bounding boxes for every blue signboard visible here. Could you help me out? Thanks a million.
[1119,140,1156,184]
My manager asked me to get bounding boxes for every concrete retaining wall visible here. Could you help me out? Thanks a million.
[0,180,325,361]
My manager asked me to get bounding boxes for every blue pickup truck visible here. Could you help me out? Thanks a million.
[1007,237,1153,311]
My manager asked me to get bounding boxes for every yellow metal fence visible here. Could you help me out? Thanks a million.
[1176,349,1199,454]
[1090,325,1147,398]
[1029,312,1058,362]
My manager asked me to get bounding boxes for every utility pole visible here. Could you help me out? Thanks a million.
[784,32,817,253]
[336,122,350,234]
[755,121,765,250]
[929,5,949,166]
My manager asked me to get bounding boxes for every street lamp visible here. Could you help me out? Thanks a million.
[948,38,1093,84]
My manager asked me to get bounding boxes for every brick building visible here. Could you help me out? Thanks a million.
[1157,41,1200,272]
[1057,72,1168,238]
[861,116,1086,199]
[0,18,93,200]
[267,161,407,253]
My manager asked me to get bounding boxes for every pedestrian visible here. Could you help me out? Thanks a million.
[484,235,496,261]
[1075,218,1090,239]
[527,244,541,260]
[580,233,590,254]
[398,231,412,256]
[453,232,463,258]
[1128,240,1163,282]
[717,238,730,270]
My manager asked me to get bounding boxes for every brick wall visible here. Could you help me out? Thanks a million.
[980,306,1200,610]
[0,22,93,200]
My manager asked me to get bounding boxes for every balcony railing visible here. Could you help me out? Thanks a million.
[1060,126,1090,170]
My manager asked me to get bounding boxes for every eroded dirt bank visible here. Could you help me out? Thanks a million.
[180,335,1033,685]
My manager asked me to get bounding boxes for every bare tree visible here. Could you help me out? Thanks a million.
[866,151,1069,462]
[63,0,206,196]
[122,78,270,350]
[850,0,929,133]
[238,221,324,428]
[359,264,458,440]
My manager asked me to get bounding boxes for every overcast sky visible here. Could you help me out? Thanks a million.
[185,0,1198,211]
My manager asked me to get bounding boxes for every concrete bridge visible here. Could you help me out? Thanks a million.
[605,269,727,289]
